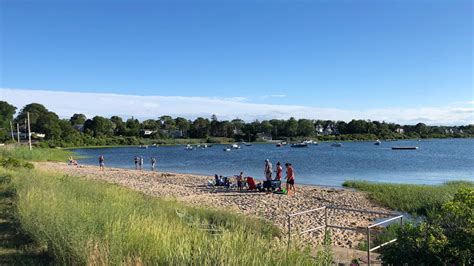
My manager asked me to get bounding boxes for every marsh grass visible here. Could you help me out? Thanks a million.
[343,180,474,216]
[0,146,73,162]
[3,167,328,265]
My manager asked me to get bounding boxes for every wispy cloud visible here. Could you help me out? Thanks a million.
[262,94,287,98]
[1,88,473,125]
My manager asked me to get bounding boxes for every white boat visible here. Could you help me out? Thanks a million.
[231,144,240,149]
[223,147,231,151]
[302,140,314,144]
[331,143,342,147]
[185,144,194,150]
[374,140,381,145]
[139,145,148,149]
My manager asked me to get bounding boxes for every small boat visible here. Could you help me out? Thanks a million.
[291,143,308,148]
[223,147,231,151]
[331,143,342,147]
[139,145,148,149]
[231,144,241,149]
[281,141,288,145]
[313,142,319,145]
[185,144,194,150]
[276,143,283,147]
[374,140,381,145]
[151,144,159,148]
[392,146,419,150]
[302,140,314,144]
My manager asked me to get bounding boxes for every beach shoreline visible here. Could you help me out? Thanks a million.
[37,162,393,249]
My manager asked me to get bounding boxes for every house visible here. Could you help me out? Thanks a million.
[169,130,184,138]
[256,132,272,141]
[73,124,84,132]
[141,129,155,137]
[315,125,324,135]
[395,128,404,134]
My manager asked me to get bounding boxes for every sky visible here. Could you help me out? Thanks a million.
[0,0,473,124]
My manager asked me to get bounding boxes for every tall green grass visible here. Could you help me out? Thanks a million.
[3,167,329,265]
[343,180,474,216]
[0,146,72,162]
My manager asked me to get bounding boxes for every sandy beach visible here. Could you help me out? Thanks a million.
[37,162,393,249]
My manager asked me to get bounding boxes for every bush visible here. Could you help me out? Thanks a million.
[380,188,473,265]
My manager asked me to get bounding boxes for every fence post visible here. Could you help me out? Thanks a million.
[287,215,291,250]
[367,227,371,266]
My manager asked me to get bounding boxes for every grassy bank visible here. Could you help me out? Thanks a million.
[4,168,326,265]
[0,148,331,264]
[343,180,474,216]
[0,146,72,162]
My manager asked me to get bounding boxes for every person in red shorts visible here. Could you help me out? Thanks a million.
[285,163,296,195]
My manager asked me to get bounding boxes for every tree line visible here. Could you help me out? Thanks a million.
[0,101,472,147]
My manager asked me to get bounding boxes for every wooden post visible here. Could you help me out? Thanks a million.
[27,112,32,150]
[367,227,371,266]
[287,215,291,250]
[10,121,14,141]
[16,123,20,144]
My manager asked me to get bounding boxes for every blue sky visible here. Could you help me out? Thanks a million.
[0,0,473,124]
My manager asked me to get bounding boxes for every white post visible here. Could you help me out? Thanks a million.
[17,123,20,144]
[27,112,32,150]
[10,120,14,141]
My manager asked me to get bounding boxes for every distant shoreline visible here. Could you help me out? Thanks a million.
[62,136,473,150]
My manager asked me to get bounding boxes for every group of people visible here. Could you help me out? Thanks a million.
[264,159,296,195]
[96,155,158,171]
[213,159,296,195]
[134,156,157,171]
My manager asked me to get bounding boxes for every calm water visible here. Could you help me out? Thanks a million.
[73,138,474,187]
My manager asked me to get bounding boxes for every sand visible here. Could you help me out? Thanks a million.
[36,162,394,249]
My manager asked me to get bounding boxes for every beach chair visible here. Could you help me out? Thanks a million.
[246,177,257,190]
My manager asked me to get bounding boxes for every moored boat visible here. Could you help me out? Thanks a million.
[291,143,308,148]
[392,146,419,150]
[374,139,381,145]
[185,144,194,150]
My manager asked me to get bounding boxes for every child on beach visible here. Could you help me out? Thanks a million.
[285,163,296,195]
[98,155,105,171]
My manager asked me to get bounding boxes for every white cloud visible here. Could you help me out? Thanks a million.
[263,94,287,98]
[1,88,473,125]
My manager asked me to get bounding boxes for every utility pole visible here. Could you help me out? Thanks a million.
[10,121,14,141]
[17,123,20,144]
[27,112,32,150]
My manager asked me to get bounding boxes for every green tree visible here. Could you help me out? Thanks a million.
[285,117,298,137]
[297,119,314,137]
[36,112,62,140]
[175,117,190,134]
[69,113,87,125]
[0,101,17,129]
[190,117,210,138]
[110,116,126,136]
[0,101,16,141]
[15,103,49,132]
[83,116,114,137]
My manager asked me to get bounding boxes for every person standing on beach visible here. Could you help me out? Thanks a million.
[236,171,244,191]
[139,156,144,170]
[285,163,296,195]
[98,155,105,171]
[151,157,156,171]
[134,156,139,170]
[275,161,283,181]
[264,159,273,181]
